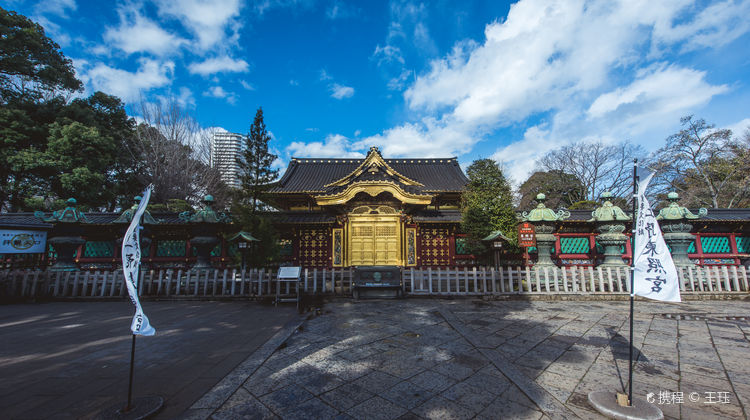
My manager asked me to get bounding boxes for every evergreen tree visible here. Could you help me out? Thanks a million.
[461,159,517,261]
[237,107,278,213]
[233,107,280,267]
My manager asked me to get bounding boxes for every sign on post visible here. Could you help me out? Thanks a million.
[276,266,302,310]
[0,230,47,254]
[517,222,536,248]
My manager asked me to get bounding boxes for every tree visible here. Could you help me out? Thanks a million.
[517,170,585,210]
[237,107,278,213]
[60,92,139,210]
[130,98,230,208]
[653,115,750,208]
[233,107,280,267]
[0,7,81,104]
[537,140,645,201]
[461,159,517,260]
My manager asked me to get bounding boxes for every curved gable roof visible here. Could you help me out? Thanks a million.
[271,155,468,194]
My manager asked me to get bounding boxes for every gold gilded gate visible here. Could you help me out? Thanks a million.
[347,206,401,266]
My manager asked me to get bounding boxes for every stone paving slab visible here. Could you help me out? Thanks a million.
[0,301,298,419]
[201,298,750,419]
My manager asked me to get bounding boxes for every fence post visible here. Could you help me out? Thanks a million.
[721,266,731,291]
[740,266,749,291]
[561,267,568,292]
[553,268,559,293]
[678,267,686,292]
[473,267,478,294]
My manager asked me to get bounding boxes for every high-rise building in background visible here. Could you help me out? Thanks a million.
[210,131,244,189]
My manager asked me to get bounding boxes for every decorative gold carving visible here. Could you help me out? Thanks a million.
[347,212,402,266]
[324,147,423,188]
[332,228,343,267]
[315,181,433,206]
[406,228,417,266]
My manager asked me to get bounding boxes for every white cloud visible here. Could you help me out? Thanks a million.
[726,118,750,138]
[35,0,76,17]
[289,79,300,86]
[188,56,250,76]
[330,83,355,99]
[361,0,744,182]
[203,85,238,104]
[81,59,174,102]
[319,69,333,81]
[587,64,727,119]
[240,80,255,90]
[372,44,405,66]
[176,87,196,108]
[155,0,243,50]
[287,134,364,158]
[254,0,315,15]
[651,0,750,52]
[104,7,186,56]
[326,0,358,19]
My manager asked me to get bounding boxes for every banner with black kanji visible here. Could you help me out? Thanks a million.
[633,170,681,302]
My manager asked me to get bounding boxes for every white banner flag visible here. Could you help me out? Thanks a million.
[122,185,156,335]
[633,171,681,302]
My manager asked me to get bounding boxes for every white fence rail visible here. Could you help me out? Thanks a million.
[1,265,748,299]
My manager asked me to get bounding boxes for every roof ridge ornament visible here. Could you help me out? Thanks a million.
[35,198,89,223]
[519,193,570,222]
[656,191,707,221]
[323,145,424,188]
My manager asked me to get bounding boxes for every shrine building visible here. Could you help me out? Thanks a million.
[1,147,749,271]
[267,146,472,268]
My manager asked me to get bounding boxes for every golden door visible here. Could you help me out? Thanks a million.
[348,213,401,266]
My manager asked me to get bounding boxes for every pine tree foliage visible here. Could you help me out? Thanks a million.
[461,159,518,260]
[233,107,280,267]
[237,107,278,213]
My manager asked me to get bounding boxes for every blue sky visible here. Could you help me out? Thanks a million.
[5,0,750,183]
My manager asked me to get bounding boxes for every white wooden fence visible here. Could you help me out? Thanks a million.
[403,265,750,295]
[1,265,748,299]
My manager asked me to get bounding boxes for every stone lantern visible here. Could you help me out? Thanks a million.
[656,192,706,266]
[589,192,631,267]
[179,195,230,270]
[113,196,160,264]
[34,198,88,271]
[519,193,570,267]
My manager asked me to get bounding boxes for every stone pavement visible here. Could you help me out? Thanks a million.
[188,298,750,420]
[0,301,298,419]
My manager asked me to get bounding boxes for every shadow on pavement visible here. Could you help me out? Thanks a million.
[0,301,296,419]
[212,296,619,419]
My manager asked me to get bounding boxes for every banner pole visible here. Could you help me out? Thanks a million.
[125,224,142,412]
[628,158,638,406]
[126,334,136,411]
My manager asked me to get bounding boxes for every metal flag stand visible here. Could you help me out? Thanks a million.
[96,188,163,420]
[587,159,664,420]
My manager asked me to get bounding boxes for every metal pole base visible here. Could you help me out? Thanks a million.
[96,395,164,420]
[588,391,663,420]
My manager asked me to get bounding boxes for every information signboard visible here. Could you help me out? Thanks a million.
[277,266,301,279]
[517,222,536,248]
[0,230,47,254]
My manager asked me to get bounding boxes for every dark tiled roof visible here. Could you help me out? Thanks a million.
[413,210,462,223]
[0,211,193,228]
[699,208,750,221]
[270,158,469,194]
[561,208,750,222]
[0,213,52,229]
[269,212,336,224]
